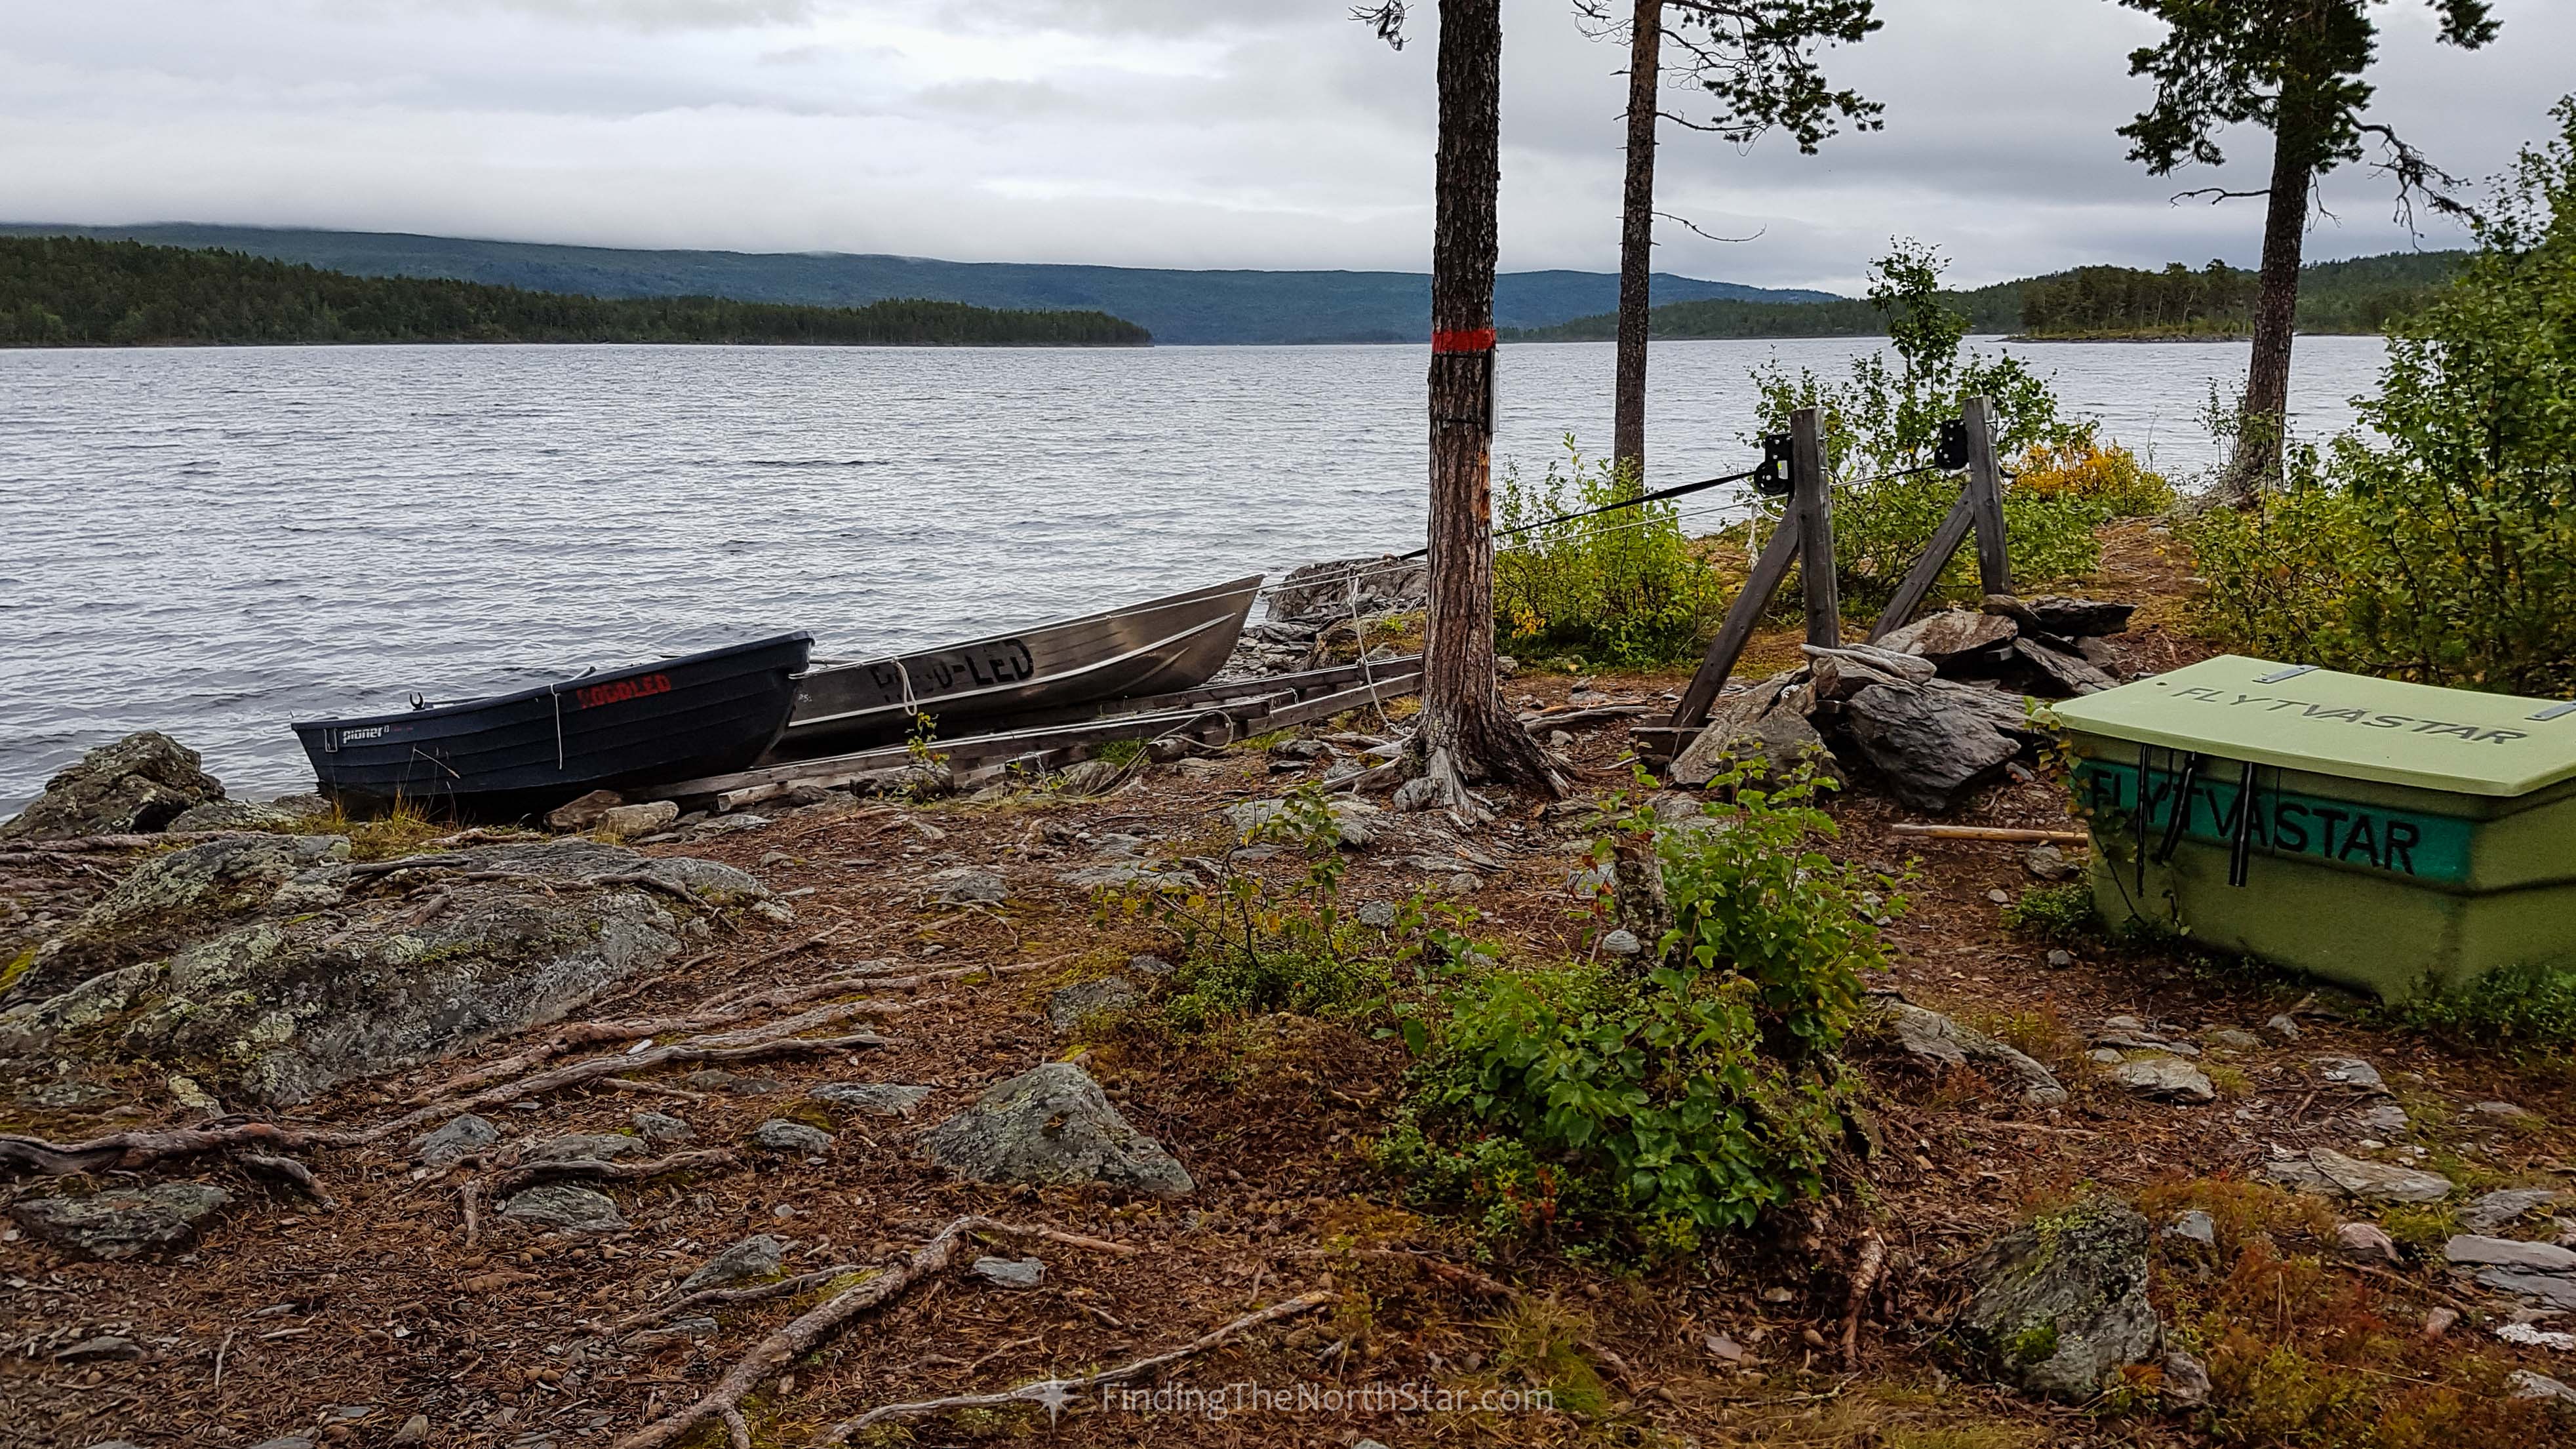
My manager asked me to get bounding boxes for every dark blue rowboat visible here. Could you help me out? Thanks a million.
[292,632,812,816]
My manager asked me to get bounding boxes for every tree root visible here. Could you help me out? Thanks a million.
[611,1216,1137,1449]
[829,1290,1335,1437]
[1841,1231,1886,1370]
[408,993,904,1104]
[486,1148,740,1198]
[603,1262,875,1338]
[237,1152,337,1208]
[377,1029,889,1143]
[0,1121,363,1176]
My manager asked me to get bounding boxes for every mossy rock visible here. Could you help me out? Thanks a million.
[1958,1195,2162,1401]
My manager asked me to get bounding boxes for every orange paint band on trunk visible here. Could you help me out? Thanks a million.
[1430,327,1497,354]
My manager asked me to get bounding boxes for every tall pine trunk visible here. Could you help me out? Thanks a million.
[2225,90,2318,502]
[1612,0,1662,476]
[1417,0,1559,808]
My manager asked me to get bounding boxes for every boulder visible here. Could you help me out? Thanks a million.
[1870,999,2068,1107]
[526,1133,644,1162]
[597,802,679,840]
[924,1061,1194,1198]
[411,1114,500,1167]
[1959,1197,2162,1402]
[2104,1055,2217,1104]
[1267,556,1427,623]
[2259,1147,2453,1204]
[1673,695,1839,791]
[546,789,625,831]
[2444,1234,2576,1274]
[748,1119,835,1155]
[1838,681,2035,813]
[971,1256,1046,1288]
[0,732,226,841]
[1876,608,2019,663]
[2,839,763,1105]
[1048,976,1140,1030]
[1804,643,1936,686]
[927,867,1010,905]
[677,1234,783,1293]
[1221,797,1379,848]
[2310,1056,2387,1094]
[808,1082,934,1119]
[630,1111,695,1143]
[10,1182,230,1260]
[2019,596,2137,638]
[498,1183,624,1233]
[2461,1187,2569,1234]
[2009,640,2116,698]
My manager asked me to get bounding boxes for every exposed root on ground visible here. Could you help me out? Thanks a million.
[831,1290,1336,1437]
[408,993,906,1103]
[603,1261,877,1338]
[485,1148,740,1197]
[1841,1231,1886,1369]
[612,1215,1138,1449]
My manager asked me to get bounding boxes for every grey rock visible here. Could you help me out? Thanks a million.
[970,1255,1046,1288]
[2312,1056,2387,1094]
[2020,596,2138,639]
[2259,1147,2453,1204]
[2510,1370,2576,1404]
[1838,680,2036,813]
[748,1119,835,1155]
[1048,976,1140,1029]
[1667,673,1836,789]
[2202,1027,2263,1051]
[1128,953,1174,977]
[677,1234,785,1293]
[0,730,226,841]
[2446,1234,2576,1273]
[2474,1100,2540,1121]
[10,1182,230,1260]
[547,789,625,831]
[2106,1055,2216,1104]
[168,799,301,832]
[1598,929,1642,957]
[2462,1187,2569,1234]
[809,1082,934,1119]
[5,839,761,1106]
[2045,949,2075,970]
[2010,639,2117,698]
[2336,1221,2402,1266]
[1960,1196,2162,1401]
[2263,1012,2301,1041]
[526,1133,643,1162]
[498,1183,624,1233]
[2023,844,2079,881]
[597,802,680,839]
[58,1334,145,1361]
[1872,999,2069,1107]
[412,1113,501,1166]
[390,1416,431,1446]
[2164,1210,2216,1246]
[1221,797,1378,848]
[1267,555,1426,623]
[1878,608,2019,662]
[2160,1349,2211,1407]
[2354,1102,2410,1134]
[1058,862,1199,890]
[1268,738,1332,763]
[924,1061,1194,1198]
[926,867,1008,905]
[2086,1047,2124,1065]
[1056,759,1126,796]
[2483,1269,2576,1311]
[629,1111,694,1143]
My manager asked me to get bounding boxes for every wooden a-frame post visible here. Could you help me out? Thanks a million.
[1868,394,2009,640]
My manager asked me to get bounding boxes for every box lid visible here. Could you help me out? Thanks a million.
[2051,655,2576,798]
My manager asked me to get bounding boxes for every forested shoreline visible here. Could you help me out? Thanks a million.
[0,237,1153,347]
[1510,249,2467,343]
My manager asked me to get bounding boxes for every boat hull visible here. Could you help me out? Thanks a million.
[776,575,1261,757]
[292,633,813,816]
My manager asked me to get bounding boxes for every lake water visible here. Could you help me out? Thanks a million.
[0,334,2390,810]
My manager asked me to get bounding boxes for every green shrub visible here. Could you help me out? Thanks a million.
[2390,958,2576,1047]
[1377,769,1889,1256]
[1749,241,2102,614]
[1999,883,2100,942]
[2182,98,2576,698]
[1493,442,1730,667]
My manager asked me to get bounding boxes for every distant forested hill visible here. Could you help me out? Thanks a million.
[0,237,1151,347]
[0,224,1834,346]
[1511,250,2469,342]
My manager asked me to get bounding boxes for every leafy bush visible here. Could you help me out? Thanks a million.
[2014,436,2177,520]
[1101,787,1393,1034]
[1999,883,2100,942]
[1750,241,2103,613]
[1376,770,1890,1256]
[1493,442,1730,667]
[2390,959,2576,1047]
[2182,99,2576,698]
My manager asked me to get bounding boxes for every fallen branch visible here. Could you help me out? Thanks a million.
[0,1121,361,1177]
[831,1290,1335,1436]
[461,1181,482,1248]
[238,1152,338,1208]
[600,1078,706,1103]
[614,1216,1137,1449]
[606,1262,875,1336]
[488,1149,740,1198]
[1888,824,2088,845]
[1840,1231,1886,1370]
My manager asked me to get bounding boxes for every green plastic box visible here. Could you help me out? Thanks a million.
[2050,655,2576,1001]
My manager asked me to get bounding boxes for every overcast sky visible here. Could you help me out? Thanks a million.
[5,0,2569,291]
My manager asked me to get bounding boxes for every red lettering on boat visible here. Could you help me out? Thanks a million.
[573,673,673,709]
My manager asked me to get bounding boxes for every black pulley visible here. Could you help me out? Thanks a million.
[1751,431,1795,496]
[1932,418,1972,472]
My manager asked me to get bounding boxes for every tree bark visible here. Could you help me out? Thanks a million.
[2225,90,2318,502]
[1418,0,1560,808]
[1612,0,1662,476]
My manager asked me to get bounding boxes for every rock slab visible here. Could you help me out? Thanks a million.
[0,731,226,841]
[678,1234,784,1293]
[1873,999,2069,1107]
[498,1184,624,1233]
[809,1082,934,1119]
[1959,1196,2162,1402]
[10,1182,230,1260]
[2259,1147,2453,1204]
[924,1061,1194,1198]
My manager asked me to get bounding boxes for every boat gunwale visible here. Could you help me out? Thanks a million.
[290,631,816,733]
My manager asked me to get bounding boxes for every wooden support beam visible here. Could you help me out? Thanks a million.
[1964,395,2011,598]
[1869,495,1977,641]
[1254,671,1423,733]
[1667,517,1799,733]
[1791,405,1840,649]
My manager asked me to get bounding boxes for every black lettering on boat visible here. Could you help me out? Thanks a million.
[2338,814,2381,868]
[2274,802,2310,852]
[2384,819,2422,876]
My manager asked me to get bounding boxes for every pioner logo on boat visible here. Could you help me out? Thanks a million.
[2162,685,2530,745]
[572,672,673,709]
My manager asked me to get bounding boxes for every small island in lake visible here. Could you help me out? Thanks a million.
[0,235,1154,347]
